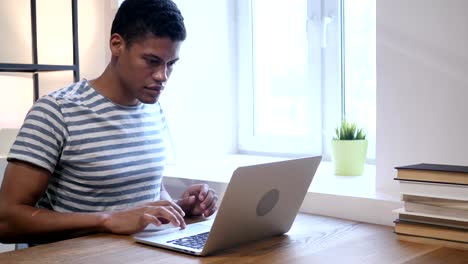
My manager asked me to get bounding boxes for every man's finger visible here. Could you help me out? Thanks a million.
[178,195,196,206]
[191,206,204,216]
[147,200,186,217]
[200,189,215,209]
[145,207,184,228]
[204,205,217,217]
[198,184,209,201]
[168,200,186,217]
[202,193,218,212]
[182,184,202,197]
[176,195,196,216]
[143,213,162,226]
[164,206,187,229]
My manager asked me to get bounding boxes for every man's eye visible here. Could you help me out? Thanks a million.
[145,58,158,65]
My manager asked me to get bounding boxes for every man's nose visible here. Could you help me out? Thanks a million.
[152,65,168,82]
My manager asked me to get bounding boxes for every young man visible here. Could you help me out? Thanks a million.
[0,0,217,244]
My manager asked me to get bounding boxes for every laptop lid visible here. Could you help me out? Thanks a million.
[134,156,322,256]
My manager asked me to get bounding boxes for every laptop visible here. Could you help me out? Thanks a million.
[133,156,322,256]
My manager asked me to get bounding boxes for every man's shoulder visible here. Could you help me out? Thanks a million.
[27,79,97,117]
[47,79,91,102]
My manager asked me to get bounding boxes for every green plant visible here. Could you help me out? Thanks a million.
[333,119,367,140]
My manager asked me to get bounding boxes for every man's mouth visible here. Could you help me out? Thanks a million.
[144,85,165,98]
[145,85,163,92]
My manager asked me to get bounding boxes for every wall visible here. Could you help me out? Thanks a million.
[377,0,468,197]
[0,0,109,128]
[0,0,35,128]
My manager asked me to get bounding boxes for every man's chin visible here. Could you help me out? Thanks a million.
[139,96,159,104]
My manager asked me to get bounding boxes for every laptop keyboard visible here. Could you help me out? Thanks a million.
[167,232,210,250]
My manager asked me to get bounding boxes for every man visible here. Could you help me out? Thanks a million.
[0,0,217,244]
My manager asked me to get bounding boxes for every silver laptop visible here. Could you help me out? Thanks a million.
[133,156,322,256]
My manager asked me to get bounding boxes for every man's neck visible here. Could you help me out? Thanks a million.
[89,66,138,106]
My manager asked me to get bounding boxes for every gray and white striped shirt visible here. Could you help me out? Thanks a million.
[8,79,167,212]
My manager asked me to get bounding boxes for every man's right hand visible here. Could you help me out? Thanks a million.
[100,200,186,235]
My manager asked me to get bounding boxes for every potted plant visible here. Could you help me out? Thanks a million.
[331,120,368,175]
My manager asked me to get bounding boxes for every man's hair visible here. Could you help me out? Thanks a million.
[111,0,186,46]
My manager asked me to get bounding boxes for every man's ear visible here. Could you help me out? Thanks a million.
[110,33,125,57]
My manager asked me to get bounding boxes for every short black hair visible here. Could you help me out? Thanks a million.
[111,0,186,46]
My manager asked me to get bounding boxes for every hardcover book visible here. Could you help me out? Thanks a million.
[396,234,468,250]
[397,210,468,230]
[394,220,468,243]
[404,202,468,220]
[402,195,468,219]
[395,163,468,185]
[398,180,468,201]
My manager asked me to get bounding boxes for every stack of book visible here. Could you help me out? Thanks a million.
[393,163,468,249]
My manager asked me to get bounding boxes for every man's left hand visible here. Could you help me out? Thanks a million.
[176,184,218,217]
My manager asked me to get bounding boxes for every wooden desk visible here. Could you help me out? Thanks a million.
[0,213,466,264]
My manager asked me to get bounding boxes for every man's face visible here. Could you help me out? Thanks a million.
[112,34,181,105]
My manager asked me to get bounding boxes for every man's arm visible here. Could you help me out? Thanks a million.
[0,161,186,244]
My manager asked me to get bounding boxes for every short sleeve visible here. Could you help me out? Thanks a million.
[7,95,68,173]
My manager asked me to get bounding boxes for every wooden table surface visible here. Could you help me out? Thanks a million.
[0,213,467,264]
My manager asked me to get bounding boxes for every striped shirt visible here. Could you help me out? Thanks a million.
[8,79,167,212]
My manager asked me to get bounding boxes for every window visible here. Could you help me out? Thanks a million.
[237,0,376,160]
[342,0,376,160]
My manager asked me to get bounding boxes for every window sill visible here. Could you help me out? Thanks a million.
[163,154,402,226]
